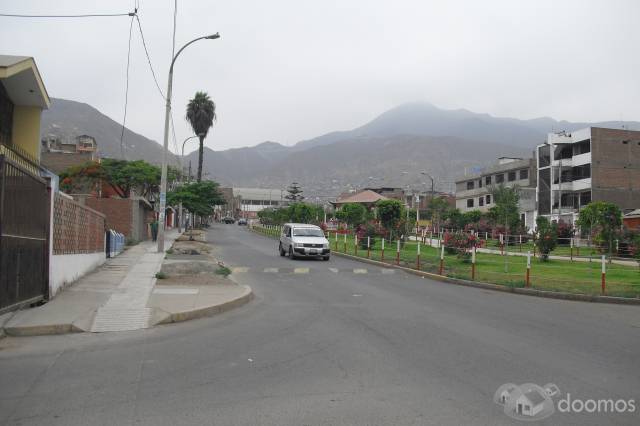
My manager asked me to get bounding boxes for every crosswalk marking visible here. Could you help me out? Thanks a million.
[227,266,399,275]
[294,267,309,274]
[232,267,249,273]
[328,267,339,273]
[353,268,368,274]
[264,267,279,273]
[381,269,395,274]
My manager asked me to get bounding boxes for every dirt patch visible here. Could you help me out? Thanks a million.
[156,273,231,287]
[170,239,211,255]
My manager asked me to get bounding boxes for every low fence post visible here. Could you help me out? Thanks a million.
[381,238,385,261]
[343,232,347,252]
[429,230,433,247]
[601,255,606,295]
[416,241,421,270]
[335,231,338,250]
[367,236,371,259]
[354,234,358,256]
[471,246,476,280]
[519,235,522,252]
[500,233,504,255]
[570,237,574,261]
[526,251,531,287]
[439,243,445,275]
[396,239,400,265]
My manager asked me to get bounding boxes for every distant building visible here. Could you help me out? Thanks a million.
[331,189,389,210]
[536,127,640,225]
[220,187,287,219]
[41,134,98,174]
[455,157,537,229]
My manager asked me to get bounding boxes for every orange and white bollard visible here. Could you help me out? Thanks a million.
[416,241,421,270]
[354,235,358,256]
[439,243,445,275]
[367,236,371,258]
[343,232,347,252]
[471,246,476,280]
[381,238,385,261]
[335,231,338,250]
[570,237,574,261]
[601,255,606,295]
[396,239,400,265]
[526,250,531,287]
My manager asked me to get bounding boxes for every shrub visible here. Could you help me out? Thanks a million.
[155,272,167,279]
[215,266,232,277]
[535,216,557,261]
[443,232,483,260]
[357,224,377,249]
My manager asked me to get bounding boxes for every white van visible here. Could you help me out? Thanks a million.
[279,223,330,260]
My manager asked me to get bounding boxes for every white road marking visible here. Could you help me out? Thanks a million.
[353,268,368,274]
[352,294,363,297]
[294,267,309,274]
[381,269,395,274]
[328,267,339,273]
[232,267,249,273]
[264,267,279,273]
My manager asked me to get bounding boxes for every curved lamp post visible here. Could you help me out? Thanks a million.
[157,33,220,252]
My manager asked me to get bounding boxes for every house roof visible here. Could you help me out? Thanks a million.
[0,55,50,108]
[520,390,545,407]
[334,189,389,205]
[624,209,640,219]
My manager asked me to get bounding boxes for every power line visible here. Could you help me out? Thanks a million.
[134,14,165,99]
[120,15,135,160]
[0,12,134,18]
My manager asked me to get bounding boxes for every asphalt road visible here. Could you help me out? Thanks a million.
[1,224,638,426]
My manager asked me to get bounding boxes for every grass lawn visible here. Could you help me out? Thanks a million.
[252,226,640,298]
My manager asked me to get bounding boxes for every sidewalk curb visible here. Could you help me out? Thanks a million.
[154,285,253,325]
[3,323,84,337]
[332,251,640,306]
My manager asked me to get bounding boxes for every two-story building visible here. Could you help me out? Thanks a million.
[455,157,537,229]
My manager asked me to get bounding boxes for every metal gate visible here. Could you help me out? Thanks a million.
[0,155,49,313]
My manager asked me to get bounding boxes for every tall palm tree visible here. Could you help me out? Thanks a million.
[185,91,216,182]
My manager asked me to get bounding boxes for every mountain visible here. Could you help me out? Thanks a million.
[41,98,640,197]
[40,98,178,165]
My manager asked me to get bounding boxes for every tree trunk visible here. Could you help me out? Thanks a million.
[197,136,204,182]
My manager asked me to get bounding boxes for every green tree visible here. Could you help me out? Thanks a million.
[376,199,405,240]
[185,91,216,182]
[285,182,304,202]
[167,181,224,216]
[335,203,368,229]
[577,201,622,258]
[426,196,451,232]
[488,184,521,233]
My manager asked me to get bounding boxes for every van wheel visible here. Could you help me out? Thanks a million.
[289,246,295,259]
[322,255,330,261]
[279,243,286,256]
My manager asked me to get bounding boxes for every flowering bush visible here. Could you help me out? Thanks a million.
[443,232,484,261]
[534,216,558,261]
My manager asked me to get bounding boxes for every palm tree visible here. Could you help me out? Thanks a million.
[185,91,216,182]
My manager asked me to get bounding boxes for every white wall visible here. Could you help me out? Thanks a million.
[50,252,106,297]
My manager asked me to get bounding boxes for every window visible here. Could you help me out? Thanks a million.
[572,164,591,180]
[520,169,528,180]
[466,199,474,208]
[478,179,483,188]
[486,194,491,204]
[485,176,491,185]
[508,171,516,182]
[579,191,591,207]
[538,145,550,168]
[573,139,591,155]
[479,197,484,206]
[496,174,504,183]
[466,181,474,190]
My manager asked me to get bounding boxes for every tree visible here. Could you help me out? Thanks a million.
[186,91,216,182]
[167,181,224,217]
[426,196,451,232]
[285,182,304,202]
[376,199,405,240]
[535,216,558,261]
[287,202,322,223]
[577,201,622,258]
[488,184,521,236]
[335,203,368,229]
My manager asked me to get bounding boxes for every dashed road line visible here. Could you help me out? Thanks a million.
[264,267,279,273]
[294,267,310,274]
[353,268,368,274]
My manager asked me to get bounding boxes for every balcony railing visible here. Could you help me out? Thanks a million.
[0,142,42,177]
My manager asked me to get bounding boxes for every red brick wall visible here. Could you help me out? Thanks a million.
[53,194,106,255]
[84,197,133,237]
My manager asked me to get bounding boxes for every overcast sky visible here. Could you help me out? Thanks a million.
[1,0,639,154]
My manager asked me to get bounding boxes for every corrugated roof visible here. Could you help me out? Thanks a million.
[335,189,388,204]
[624,209,640,218]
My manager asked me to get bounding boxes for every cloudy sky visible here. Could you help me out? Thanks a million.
[1,0,639,153]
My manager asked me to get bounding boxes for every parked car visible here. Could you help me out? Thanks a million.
[222,217,235,224]
[279,223,330,260]
[237,218,247,225]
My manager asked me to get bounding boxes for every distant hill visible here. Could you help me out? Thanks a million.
[42,98,640,196]
[40,98,178,166]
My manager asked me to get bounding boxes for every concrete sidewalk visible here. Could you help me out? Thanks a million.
[2,230,252,336]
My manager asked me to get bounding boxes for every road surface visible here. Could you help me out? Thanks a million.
[1,224,638,425]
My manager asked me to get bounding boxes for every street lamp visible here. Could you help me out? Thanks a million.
[157,33,220,252]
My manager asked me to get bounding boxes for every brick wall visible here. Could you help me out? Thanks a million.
[84,197,133,237]
[53,193,106,255]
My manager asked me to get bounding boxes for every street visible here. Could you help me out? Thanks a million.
[1,224,639,425]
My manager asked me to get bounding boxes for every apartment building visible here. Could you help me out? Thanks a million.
[455,157,537,229]
[536,127,640,225]
[219,187,287,219]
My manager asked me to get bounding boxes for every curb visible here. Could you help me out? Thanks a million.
[3,323,84,337]
[154,285,253,325]
[332,251,640,306]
